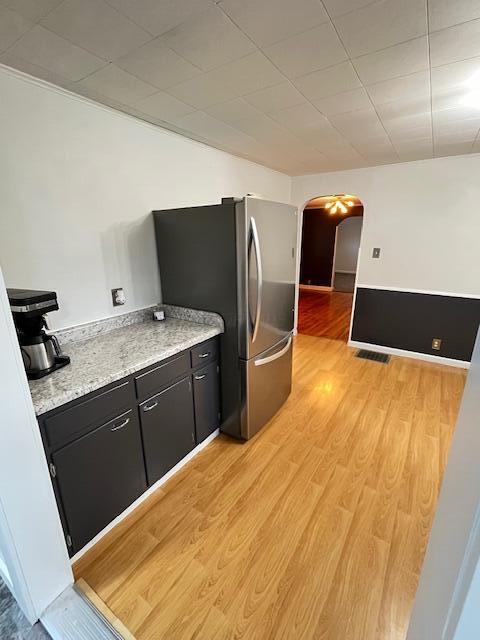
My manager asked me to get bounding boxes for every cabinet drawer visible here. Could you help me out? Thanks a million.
[135,351,190,401]
[193,362,220,443]
[53,408,146,553]
[44,380,135,450]
[140,377,196,485]
[190,339,218,368]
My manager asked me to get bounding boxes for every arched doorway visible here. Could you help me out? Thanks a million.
[298,194,364,342]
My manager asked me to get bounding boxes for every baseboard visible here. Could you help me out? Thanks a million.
[300,284,333,292]
[71,428,220,574]
[335,270,356,275]
[348,340,470,369]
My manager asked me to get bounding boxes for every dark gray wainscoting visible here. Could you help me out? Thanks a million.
[351,288,480,362]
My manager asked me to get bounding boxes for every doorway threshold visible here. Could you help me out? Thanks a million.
[41,583,128,640]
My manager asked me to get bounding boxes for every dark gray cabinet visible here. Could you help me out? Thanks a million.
[135,352,190,401]
[38,337,220,555]
[44,380,134,450]
[190,339,218,368]
[193,361,220,443]
[52,409,146,552]
[140,377,195,485]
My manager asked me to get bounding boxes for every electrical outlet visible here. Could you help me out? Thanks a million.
[372,248,381,258]
[111,288,126,306]
[432,338,442,351]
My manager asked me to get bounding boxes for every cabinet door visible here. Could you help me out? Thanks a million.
[193,362,220,443]
[140,377,196,485]
[52,409,146,552]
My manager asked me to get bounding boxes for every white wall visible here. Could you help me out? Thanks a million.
[0,266,72,623]
[407,328,480,640]
[0,538,12,588]
[334,217,363,274]
[0,66,291,330]
[453,555,480,639]
[292,156,480,297]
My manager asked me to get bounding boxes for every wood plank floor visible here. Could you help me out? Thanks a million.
[298,290,353,341]
[77,335,466,640]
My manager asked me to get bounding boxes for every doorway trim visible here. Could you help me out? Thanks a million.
[295,196,364,341]
[0,267,73,625]
[331,215,363,295]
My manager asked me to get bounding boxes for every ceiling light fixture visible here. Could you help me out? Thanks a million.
[324,194,356,215]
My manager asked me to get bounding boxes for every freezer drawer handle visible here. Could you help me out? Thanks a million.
[254,336,292,367]
[250,216,263,343]
[110,417,130,432]
[194,374,206,380]
[143,401,158,412]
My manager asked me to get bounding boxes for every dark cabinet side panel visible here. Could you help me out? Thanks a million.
[52,409,146,553]
[153,204,242,439]
[193,361,220,443]
[140,377,196,486]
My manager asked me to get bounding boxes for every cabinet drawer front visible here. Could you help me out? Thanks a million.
[140,377,195,485]
[135,351,190,401]
[52,409,146,553]
[44,380,135,450]
[193,362,220,444]
[190,339,218,368]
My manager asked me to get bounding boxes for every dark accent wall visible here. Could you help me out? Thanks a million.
[351,288,480,361]
[300,205,363,287]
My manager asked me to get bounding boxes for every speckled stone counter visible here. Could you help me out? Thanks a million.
[29,306,224,416]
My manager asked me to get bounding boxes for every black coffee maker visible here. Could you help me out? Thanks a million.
[8,288,70,379]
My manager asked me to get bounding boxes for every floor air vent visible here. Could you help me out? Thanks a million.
[356,349,390,364]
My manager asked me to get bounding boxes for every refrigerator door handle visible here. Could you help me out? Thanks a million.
[254,335,292,367]
[250,216,263,343]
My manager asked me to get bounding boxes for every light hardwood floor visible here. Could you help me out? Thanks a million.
[76,335,466,640]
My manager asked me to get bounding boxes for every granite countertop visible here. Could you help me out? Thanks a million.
[29,307,223,416]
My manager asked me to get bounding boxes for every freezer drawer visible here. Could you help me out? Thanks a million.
[240,333,293,440]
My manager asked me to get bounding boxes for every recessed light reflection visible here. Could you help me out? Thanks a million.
[466,70,480,90]
[460,71,480,109]
[460,90,480,109]
[315,381,334,394]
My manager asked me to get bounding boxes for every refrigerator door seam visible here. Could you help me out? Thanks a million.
[250,216,263,343]
[254,335,292,367]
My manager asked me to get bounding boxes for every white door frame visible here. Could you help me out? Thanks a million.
[331,215,363,292]
[330,224,339,289]
[294,200,364,338]
[0,267,72,624]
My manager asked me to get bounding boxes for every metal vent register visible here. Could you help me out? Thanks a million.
[356,349,390,364]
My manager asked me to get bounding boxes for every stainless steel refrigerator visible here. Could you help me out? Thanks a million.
[153,196,298,440]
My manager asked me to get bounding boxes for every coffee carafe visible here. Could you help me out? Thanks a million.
[8,289,70,379]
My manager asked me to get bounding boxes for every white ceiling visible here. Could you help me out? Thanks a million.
[2,0,480,175]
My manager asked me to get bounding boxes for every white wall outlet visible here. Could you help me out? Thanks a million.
[432,338,442,350]
[111,288,126,306]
